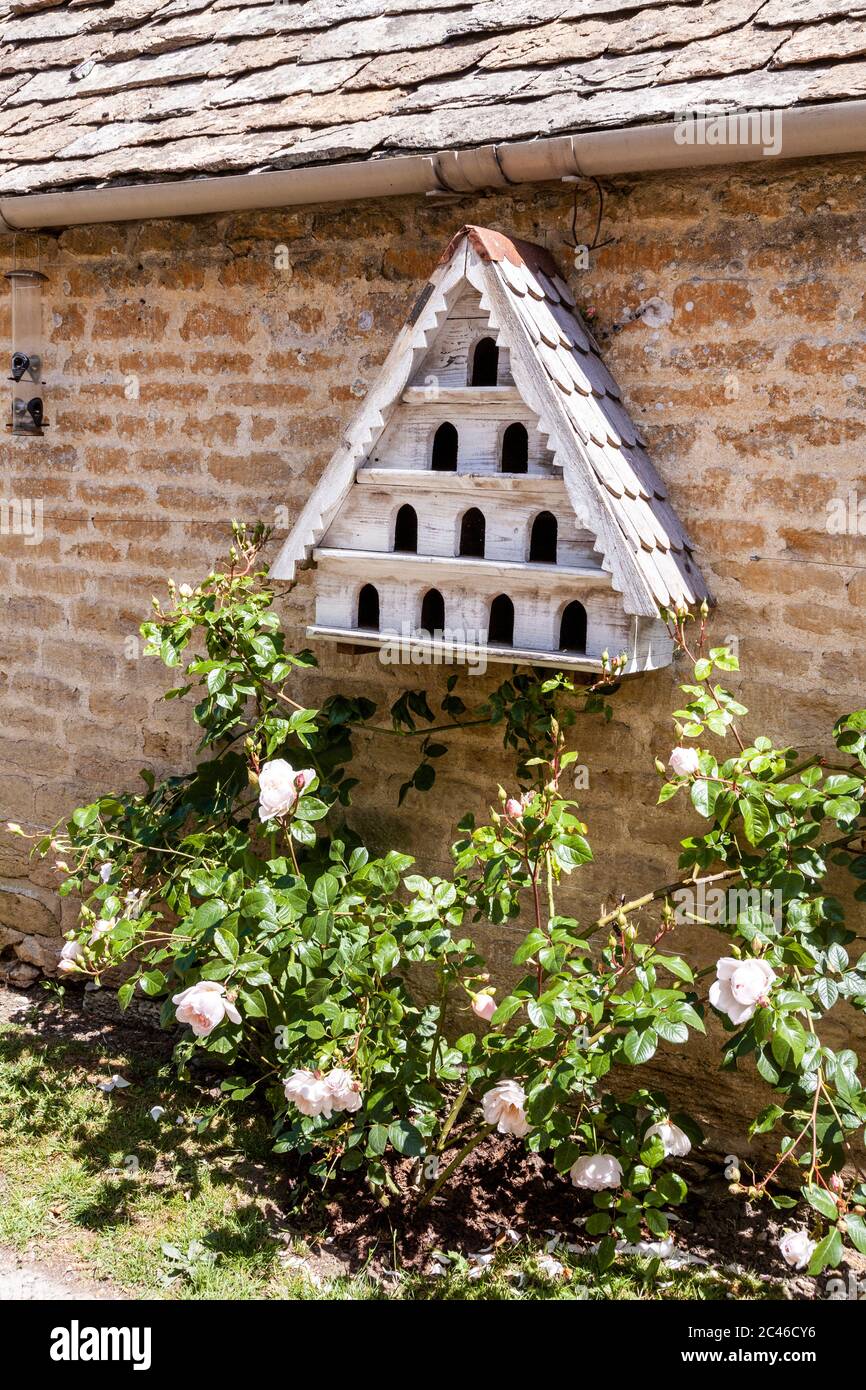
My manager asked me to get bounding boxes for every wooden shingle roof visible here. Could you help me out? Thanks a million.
[272,224,709,617]
[0,0,865,196]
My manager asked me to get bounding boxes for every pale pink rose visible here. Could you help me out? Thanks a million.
[325,1067,363,1114]
[257,759,315,822]
[504,797,524,819]
[646,1120,692,1158]
[88,918,115,945]
[570,1153,623,1191]
[57,939,84,973]
[709,956,776,1025]
[472,992,496,1022]
[668,746,700,777]
[284,1068,332,1118]
[171,980,241,1037]
[779,1230,815,1270]
[482,1079,530,1137]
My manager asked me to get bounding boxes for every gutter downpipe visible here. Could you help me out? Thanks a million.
[0,99,865,232]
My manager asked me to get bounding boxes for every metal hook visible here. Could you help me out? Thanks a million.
[563,176,615,255]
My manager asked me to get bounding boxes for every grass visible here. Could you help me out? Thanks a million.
[0,1011,777,1301]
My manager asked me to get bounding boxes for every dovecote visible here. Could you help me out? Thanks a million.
[272,226,709,673]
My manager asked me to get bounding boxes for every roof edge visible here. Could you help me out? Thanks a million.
[1,99,866,232]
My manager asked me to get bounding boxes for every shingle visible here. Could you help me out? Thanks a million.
[479,226,709,608]
[0,0,858,218]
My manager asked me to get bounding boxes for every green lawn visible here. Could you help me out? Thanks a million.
[0,1014,777,1301]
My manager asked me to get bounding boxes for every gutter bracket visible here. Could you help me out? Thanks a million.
[432,145,514,194]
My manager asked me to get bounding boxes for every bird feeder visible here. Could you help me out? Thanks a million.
[6,268,47,436]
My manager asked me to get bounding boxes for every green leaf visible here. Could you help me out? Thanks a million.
[623,1028,658,1065]
[690,779,721,818]
[844,1212,866,1255]
[117,981,135,1010]
[739,797,771,846]
[585,1212,612,1236]
[772,1016,806,1068]
[138,970,166,997]
[388,1121,423,1157]
[367,1124,389,1156]
[190,899,228,933]
[596,1235,616,1271]
[657,782,681,805]
[490,995,523,1026]
[801,1184,839,1221]
[657,1172,688,1204]
[657,955,694,984]
[312,873,340,909]
[213,928,238,963]
[655,1017,689,1045]
[645,1208,669,1237]
[750,1104,784,1136]
[808,1227,843,1276]
[372,932,400,976]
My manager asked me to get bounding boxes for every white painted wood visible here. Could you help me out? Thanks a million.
[464,245,658,617]
[306,626,606,674]
[365,402,554,475]
[319,484,600,565]
[271,244,471,581]
[356,469,560,495]
[314,548,607,585]
[274,227,706,670]
[409,300,515,389]
[401,386,521,404]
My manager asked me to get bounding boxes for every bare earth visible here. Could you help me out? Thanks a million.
[0,1245,127,1301]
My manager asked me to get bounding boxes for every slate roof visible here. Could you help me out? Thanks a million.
[272,224,709,616]
[0,0,865,197]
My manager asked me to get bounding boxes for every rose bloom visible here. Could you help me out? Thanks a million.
[325,1067,363,1114]
[504,791,536,821]
[472,992,496,1022]
[668,746,700,777]
[482,1079,530,1137]
[172,980,241,1038]
[779,1230,816,1270]
[284,1068,332,1118]
[257,759,315,822]
[709,956,776,1025]
[57,939,84,973]
[646,1120,692,1158]
[570,1153,623,1191]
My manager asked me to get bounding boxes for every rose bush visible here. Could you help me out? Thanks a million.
[652,602,866,1275]
[12,526,866,1276]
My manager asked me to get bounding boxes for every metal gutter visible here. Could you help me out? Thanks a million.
[1,99,865,232]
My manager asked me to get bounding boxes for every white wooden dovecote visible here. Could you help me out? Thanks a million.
[272,226,709,673]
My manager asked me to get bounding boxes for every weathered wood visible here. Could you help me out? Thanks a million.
[274,226,707,673]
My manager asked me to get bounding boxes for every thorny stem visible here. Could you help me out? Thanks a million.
[418,1124,494,1209]
[436,1080,472,1153]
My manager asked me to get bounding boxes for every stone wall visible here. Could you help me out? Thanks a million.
[0,154,864,1146]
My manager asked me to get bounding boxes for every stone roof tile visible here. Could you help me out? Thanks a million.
[0,0,862,195]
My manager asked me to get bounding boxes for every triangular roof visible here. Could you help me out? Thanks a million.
[272,224,708,618]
